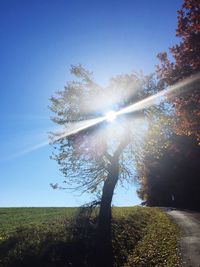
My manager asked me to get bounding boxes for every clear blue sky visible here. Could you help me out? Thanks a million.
[0,0,182,207]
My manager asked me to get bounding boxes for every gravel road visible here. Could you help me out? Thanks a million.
[166,209,200,267]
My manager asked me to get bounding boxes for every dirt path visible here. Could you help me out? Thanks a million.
[166,209,200,267]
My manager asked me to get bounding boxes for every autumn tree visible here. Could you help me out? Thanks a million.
[137,0,200,211]
[136,0,200,212]
[49,65,166,265]
[137,134,200,210]
[156,0,200,140]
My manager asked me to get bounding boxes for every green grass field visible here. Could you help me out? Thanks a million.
[0,206,181,266]
[0,207,78,237]
[0,206,142,237]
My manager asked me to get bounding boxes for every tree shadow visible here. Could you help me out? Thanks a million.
[73,202,114,267]
[0,203,114,267]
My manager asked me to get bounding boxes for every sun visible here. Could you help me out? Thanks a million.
[105,110,117,122]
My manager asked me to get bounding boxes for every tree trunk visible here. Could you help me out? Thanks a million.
[96,156,119,267]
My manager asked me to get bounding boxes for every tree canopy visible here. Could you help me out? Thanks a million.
[49,65,163,196]
[156,0,200,140]
[138,0,200,209]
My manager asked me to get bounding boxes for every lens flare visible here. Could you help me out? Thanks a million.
[55,117,105,141]
[105,110,117,122]
[5,72,199,160]
[117,72,200,116]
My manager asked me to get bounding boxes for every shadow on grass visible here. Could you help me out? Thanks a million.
[0,206,148,267]
[0,206,96,267]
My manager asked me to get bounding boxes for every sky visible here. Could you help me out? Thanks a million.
[0,0,183,207]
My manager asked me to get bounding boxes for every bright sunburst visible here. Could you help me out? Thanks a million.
[5,73,199,160]
[105,110,117,122]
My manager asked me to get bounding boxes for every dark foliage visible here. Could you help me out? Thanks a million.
[138,0,200,210]
[138,135,200,210]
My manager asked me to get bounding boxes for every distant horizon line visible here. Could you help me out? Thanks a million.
[0,205,139,208]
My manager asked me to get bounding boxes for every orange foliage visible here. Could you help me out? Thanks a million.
[156,0,200,141]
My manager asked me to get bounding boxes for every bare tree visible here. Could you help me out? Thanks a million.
[49,65,163,265]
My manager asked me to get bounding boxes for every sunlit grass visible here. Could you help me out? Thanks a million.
[0,207,77,237]
[0,207,180,266]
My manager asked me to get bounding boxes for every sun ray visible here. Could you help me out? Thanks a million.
[54,117,106,141]
[1,141,49,162]
[117,72,200,116]
[4,73,199,160]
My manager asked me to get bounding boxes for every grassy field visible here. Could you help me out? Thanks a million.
[0,206,146,237]
[0,207,77,237]
[0,206,181,266]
